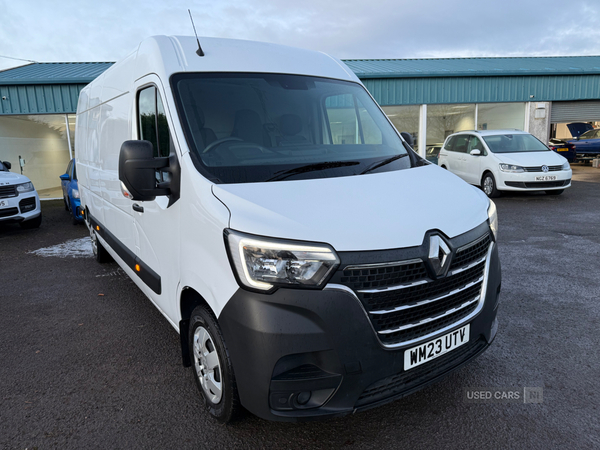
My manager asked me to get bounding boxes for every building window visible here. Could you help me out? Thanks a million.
[426,104,475,147]
[477,103,525,131]
[381,105,420,151]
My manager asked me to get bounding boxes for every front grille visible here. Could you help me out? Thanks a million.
[505,179,569,188]
[0,185,17,198]
[340,260,427,291]
[0,207,19,218]
[335,232,491,347]
[355,337,487,407]
[19,197,36,213]
[523,165,562,172]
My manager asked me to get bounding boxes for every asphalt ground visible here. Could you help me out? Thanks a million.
[1,165,599,450]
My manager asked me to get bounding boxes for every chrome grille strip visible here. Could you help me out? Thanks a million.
[357,278,429,294]
[369,276,484,315]
[377,295,481,334]
[448,256,486,277]
[344,258,422,271]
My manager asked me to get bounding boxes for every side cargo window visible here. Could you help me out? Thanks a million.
[453,135,469,153]
[137,86,171,158]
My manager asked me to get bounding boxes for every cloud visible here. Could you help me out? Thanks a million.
[1,0,600,69]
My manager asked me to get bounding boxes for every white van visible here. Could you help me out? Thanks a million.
[437,130,572,197]
[76,36,501,422]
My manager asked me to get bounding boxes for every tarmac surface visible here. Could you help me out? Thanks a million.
[1,165,599,449]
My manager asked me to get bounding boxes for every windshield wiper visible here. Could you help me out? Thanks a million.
[360,153,408,175]
[266,161,360,182]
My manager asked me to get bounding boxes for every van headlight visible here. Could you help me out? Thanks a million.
[488,200,498,240]
[225,229,340,292]
[16,182,35,193]
[499,164,524,173]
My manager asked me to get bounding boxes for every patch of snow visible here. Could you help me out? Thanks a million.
[30,237,93,258]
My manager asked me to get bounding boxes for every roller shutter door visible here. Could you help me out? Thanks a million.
[551,101,600,123]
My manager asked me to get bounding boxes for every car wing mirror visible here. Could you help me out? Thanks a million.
[118,140,170,201]
[400,132,414,147]
[59,173,70,181]
[469,149,481,156]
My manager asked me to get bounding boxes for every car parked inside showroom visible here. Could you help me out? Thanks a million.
[0,160,42,228]
[565,123,600,157]
[437,130,572,197]
[426,143,443,165]
[59,158,84,224]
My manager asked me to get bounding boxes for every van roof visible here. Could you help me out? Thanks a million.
[451,129,529,136]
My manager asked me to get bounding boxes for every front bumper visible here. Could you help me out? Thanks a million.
[218,241,501,422]
[498,169,572,191]
[0,193,41,223]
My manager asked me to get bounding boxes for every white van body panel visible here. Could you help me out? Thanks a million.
[213,164,489,251]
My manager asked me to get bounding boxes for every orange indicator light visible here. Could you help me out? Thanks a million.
[95,225,100,231]
[135,264,141,272]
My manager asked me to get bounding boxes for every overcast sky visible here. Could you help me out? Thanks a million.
[2,0,600,71]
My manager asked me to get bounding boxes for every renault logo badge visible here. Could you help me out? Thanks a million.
[429,235,451,277]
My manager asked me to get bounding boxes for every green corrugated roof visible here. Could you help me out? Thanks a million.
[0,62,114,85]
[343,56,600,79]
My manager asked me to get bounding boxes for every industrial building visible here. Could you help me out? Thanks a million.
[2,55,600,197]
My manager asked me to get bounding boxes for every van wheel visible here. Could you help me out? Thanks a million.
[189,306,241,423]
[546,189,564,195]
[482,173,501,198]
[90,227,112,263]
[63,197,69,211]
[20,213,42,229]
[441,165,447,170]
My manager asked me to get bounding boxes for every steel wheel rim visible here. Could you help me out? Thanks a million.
[193,326,223,404]
[483,177,493,195]
[90,228,98,256]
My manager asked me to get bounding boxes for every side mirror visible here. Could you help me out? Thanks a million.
[400,132,414,147]
[469,149,481,156]
[3,161,11,170]
[576,136,580,140]
[59,173,70,181]
[118,140,170,201]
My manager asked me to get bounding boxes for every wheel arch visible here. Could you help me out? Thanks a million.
[179,287,215,367]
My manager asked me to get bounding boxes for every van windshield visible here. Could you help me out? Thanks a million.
[482,134,550,153]
[171,73,411,183]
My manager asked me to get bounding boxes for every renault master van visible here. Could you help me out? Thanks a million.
[75,36,501,422]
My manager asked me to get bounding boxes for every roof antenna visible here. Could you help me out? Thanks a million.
[188,9,205,57]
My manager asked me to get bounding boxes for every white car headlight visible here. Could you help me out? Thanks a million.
[72,188,80,199]
[16,182,35,193]
[225,230,340,292]
[488,200,498,240]
[562,161,570,170]
[499,164,524,173]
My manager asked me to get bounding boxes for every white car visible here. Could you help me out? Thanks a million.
[0,160,42,228]
[437,130,572,197]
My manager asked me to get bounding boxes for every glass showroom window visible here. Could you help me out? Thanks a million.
[381,105,420,151]
[477,103,525,131]
[426,104,475,148]
[0,114,71,196]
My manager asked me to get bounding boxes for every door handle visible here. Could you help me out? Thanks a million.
[132,203,144,213]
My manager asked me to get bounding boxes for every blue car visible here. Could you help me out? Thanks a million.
[566,123,600,157]
[59,159,84,224]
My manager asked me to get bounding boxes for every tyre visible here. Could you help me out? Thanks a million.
[20,213,42,229]
[90,226,112,263]
[189,306,241,423]
[482,172,501,198]
[63,196,69,211]
[546,189,564,196]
